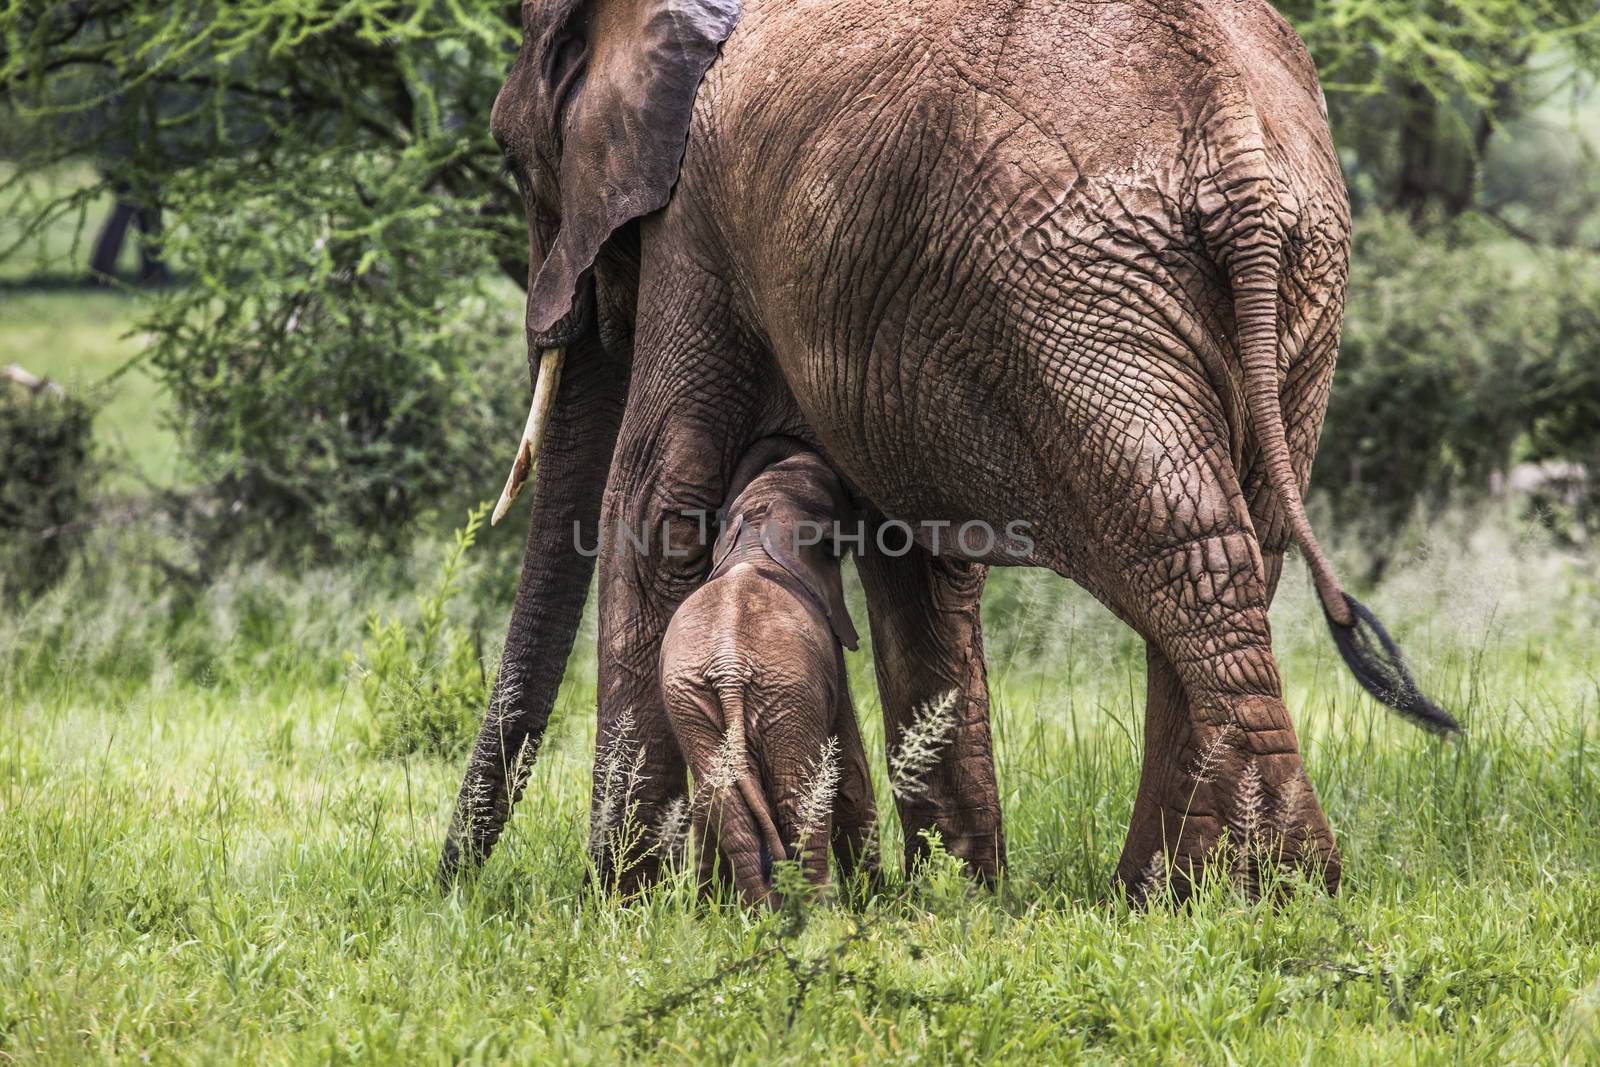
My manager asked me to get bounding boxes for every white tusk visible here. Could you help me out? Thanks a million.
[491,347,564,526]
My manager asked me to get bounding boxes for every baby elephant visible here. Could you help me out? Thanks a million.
[660,440,878,906]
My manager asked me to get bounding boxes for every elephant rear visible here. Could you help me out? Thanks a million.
[694,0,1448,894]
[452,0,1450,903]
[660,568,873,906]
[701,0,1349,564]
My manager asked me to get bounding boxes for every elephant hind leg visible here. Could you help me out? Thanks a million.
[1116,639,1338,903]
[828,672,881,892]
[694,783,779,908]
[1100,459,1338,901]
[663,677,780,907]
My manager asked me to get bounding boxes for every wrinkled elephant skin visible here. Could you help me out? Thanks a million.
[444,0,1456,902]
[659,442,877,907]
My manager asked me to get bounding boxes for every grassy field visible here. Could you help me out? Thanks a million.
[1,164,178,487]
[4,226,1600,1062]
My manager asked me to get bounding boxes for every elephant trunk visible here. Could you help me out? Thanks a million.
[1232,259,1460,734]
[439,334,628,886]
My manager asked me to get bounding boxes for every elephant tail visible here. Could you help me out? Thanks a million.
[715,683,791,876]
[1230,254,1460,734]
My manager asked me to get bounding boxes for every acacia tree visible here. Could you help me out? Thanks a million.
[1285,0,1600,223]
[1,1,527,560]
[2,2,524,263]
[1281,1,1600,545]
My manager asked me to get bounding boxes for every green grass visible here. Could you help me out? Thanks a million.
[2,506,1598,1064]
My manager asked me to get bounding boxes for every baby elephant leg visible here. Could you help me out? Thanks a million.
[757,687,841,894]
[829,674,881,890]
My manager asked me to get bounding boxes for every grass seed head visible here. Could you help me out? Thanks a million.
[890,689,960,802]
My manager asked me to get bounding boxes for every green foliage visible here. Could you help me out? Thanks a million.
[1285,0,1600,219]
[0,376,97,600]
[1290,0,1600,111]
[1320,213,1600,538]
[140,143,523,558]
[349,503,492,758]
[1,0,526,557]
[1480,100,1600,249]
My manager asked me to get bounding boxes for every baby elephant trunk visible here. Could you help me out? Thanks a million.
[716,684,790,877]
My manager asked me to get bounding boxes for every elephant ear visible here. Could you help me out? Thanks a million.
[528,0,742,334]
[808,547,861,653]
[762,529,860,652]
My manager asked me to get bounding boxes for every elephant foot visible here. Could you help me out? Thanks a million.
[1115,717,1340,904]
[901,802,1006,887]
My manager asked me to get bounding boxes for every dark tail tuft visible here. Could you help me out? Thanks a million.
[1326,594,1461,735]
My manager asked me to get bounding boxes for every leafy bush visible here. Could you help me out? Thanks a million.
[1480,106,1600,250]
[349,503,492,758]
[1282,0,1600,221]
[141,145,524,560]
[1,1,526,559]
[1321,212,1600,541]
[0,376,97,600]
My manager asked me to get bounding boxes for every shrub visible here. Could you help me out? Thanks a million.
[0,373,98,600]
[1320,212,1600,542]
[349,503,492,759]
[141,145,524,561]
[1282,0,1600,221]
[1,1,527,560]
[1519,276,1600,541]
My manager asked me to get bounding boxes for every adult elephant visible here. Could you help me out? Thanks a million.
[442,0,1456,899]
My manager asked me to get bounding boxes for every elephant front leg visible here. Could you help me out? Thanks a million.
[588,298,761,893]
[589,435,735,894]
[855,538,1005,884]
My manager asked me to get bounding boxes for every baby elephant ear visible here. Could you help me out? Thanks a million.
[528,0,742,333]
[763,523,860,651]
[817,556,861,652]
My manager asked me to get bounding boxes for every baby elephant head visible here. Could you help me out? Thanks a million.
[714,442,862,651]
